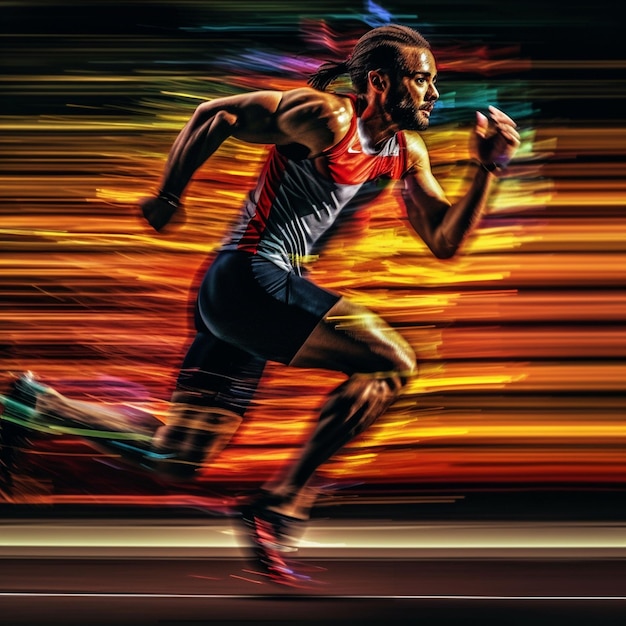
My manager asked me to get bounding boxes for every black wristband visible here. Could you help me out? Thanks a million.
[479,161,500,173]
[157,190,181,208]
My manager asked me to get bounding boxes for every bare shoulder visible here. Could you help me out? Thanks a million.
[276,88,353,152]
[402,131,431,172]
[212,87,352,151]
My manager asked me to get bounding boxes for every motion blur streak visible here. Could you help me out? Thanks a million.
[1,1,624,506]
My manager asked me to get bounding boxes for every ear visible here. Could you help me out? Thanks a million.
[367,69,389,94]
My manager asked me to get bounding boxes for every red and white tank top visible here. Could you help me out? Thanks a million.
[223,95,408,274]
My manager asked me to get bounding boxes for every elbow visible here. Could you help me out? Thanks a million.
[432,245,457,260]
[212,109,238,130]
[192,101,214,124]
[406,212,460,260]
[431,233,459,260]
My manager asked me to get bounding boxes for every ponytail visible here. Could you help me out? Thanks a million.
[307,59,349,91]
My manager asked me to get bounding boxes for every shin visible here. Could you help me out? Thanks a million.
[264,372,404,519]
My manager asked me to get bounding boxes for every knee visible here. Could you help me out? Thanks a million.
[394,344,418,383]
[380,342,417,387]
[358,319,417,382]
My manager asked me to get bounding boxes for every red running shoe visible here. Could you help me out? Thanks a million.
[239,501,313,588]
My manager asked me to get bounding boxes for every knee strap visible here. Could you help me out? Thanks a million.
[150,403,243,480]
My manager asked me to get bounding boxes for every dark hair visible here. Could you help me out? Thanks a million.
[308,24,431,92]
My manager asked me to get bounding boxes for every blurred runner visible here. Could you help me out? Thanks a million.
[2,24,520,586]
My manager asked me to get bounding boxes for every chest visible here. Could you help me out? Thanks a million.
[312,131,406,185]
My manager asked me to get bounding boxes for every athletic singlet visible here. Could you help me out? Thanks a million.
[222,94,409,275]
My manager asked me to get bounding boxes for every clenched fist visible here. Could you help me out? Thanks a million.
[139,193,185,232]
[471,105,521,171]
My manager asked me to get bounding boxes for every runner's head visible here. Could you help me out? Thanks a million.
[308,24,437,131]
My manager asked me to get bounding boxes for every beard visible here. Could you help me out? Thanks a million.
[385,90,429,131]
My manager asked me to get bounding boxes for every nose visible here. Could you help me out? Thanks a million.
[427,82,439,101]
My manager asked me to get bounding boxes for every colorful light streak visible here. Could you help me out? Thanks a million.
[0,1,624,507]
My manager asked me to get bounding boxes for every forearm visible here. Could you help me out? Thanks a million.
[435,161,496,257]
[159,105,237,199]
[405,105,519,259]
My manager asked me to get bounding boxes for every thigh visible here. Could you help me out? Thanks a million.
[176,330,266,417]
[196,250,340,365]
[289,297,417,377]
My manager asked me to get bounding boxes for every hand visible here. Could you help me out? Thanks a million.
[139,194,184,232]
[471,105,521,170]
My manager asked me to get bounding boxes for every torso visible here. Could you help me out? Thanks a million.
[223,94,409,274]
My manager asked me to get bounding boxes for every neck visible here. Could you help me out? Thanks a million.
[354,93,399,152]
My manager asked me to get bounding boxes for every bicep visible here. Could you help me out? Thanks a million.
[401,132,450,217]
[402,162,450,228]
[401,170,452,258]
[399,134,453,256]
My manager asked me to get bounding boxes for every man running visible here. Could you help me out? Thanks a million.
[1,24,520,585]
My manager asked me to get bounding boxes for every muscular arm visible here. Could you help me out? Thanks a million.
[158,91,280,199]
[402,136,495,259]
[159,88,345,199]
[402,106,520,259]
[140,87,349,231]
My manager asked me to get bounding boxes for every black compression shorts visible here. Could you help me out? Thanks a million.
[175,250,340,415]
[198,250,340,363]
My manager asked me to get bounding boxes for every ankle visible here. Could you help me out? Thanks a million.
[258,487,315,521]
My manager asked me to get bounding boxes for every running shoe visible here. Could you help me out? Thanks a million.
[239,499,312,588]
[0,372,42,487]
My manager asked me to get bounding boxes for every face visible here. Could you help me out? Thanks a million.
[384,47,439,131]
